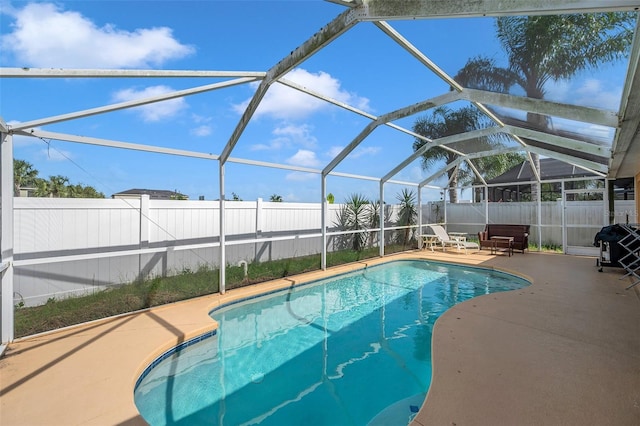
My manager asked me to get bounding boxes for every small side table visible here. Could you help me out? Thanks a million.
[449,232,467,242]
[420,234,439,251]
[490,236,514,257]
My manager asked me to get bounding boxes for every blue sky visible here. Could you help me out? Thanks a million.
[0,1,631,203]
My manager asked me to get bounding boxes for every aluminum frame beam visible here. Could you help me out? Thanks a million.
[10,77,258,131]
[419,146,522,187]
[323,91,461,175]
[220,8,359,163]
[527,145,609,173]
[0,68,266,79]
[382,127,501,183]
[461,88,619,128]
[14,129,220,160]
[503,125,611,158]
[374,21,463,91]
[355,0,640,20]
[278,77,463,152]
[527,152,542,182]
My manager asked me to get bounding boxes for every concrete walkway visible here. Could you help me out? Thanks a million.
[0,251,638,425]
[413,252,640,426]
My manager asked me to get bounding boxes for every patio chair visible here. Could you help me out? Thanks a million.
[428,225,479,254]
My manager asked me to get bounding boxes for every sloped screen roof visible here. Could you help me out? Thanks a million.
[1,0,639,202]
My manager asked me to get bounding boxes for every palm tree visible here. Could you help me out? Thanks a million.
[344,193,371,251]
[333,203,352,251]
[70,184,105,199]
[455,13,635,199]
[80,185,105,199]
[13,159,39,196]
[413,105,499,203]
[33,178,50,197]
[396,189,417,248]
[269,194,283,202]
[47,175,69,198]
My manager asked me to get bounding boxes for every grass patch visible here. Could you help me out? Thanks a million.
[528,243,563,253]
[15,245,412,338]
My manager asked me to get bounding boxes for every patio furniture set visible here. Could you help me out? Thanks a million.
[421,224,530,257]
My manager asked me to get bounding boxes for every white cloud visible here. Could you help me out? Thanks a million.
[286,149,320,167]
[233,68,370,120]
[327,146,344,158]
[190,115,213,136]
[286,171,317,181]
[323,145,379,161]
[250,123,317,151]
[273,123,317,148]
[37,147,73,162]
[544,80,571,102]
[546,78,621,110]
[396,165,425,182]
[574,79,621,110]
[351,146,381,159]
[112,85,188,122]
[1,2,194,68]
[552,118,615,144]
[250,138,285,151]
[191,125,212,137]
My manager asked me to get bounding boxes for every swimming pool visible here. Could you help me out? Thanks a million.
[134,260,529,425]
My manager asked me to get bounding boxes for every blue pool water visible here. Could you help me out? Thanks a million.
[134,260,529,426]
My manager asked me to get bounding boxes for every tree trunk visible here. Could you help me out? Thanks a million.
[448,171,458,203]
[530,152,541,201]
[526,109,547,202]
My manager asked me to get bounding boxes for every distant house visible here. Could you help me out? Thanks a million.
[17,186,37,197]
[111,188,188,200]
[485,158,634,202]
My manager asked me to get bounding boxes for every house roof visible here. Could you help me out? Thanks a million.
[112,189,188,200]
[486,158,598,184]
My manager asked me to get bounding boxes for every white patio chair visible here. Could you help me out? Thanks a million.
[428,225,479,254]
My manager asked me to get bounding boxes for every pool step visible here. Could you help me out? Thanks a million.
[367,393,425,426]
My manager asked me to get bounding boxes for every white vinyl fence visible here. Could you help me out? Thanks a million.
[12,197,401,305]
[426,200,636,248]
[11,197,636,306]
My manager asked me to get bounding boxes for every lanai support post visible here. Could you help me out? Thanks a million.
[1,129,15,346]
[321,176,327,271]
[417,186,423,247]
[443,187,448,228]
[484,185,489,226]
[561,182,567,253]
[379,182,385,257]
[537,178,543,251]
[607,179,615,224]
[219,162,226,294]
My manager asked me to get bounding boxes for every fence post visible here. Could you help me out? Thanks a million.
[255,198,263,262]
[256,197,263,237]
[484,186,489,225]
[137,194,150,282]
[140,194,150,248]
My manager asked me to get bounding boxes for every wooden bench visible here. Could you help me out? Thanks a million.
[478,224,530,253]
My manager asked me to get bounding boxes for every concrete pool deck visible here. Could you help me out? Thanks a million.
[0,251,639,425]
